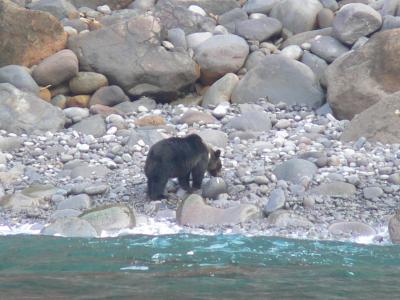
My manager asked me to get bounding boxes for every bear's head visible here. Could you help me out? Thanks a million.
[207,149,222,176]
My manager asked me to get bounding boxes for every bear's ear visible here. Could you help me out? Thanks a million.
[214,149,221,158]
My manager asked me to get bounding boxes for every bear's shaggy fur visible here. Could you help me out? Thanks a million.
[144,134,222,200]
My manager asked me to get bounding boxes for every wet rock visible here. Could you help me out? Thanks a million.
[333,3,382,45]
[232,55,324,108]
[311,181,356,198]
[263,188,286,215]
[80,204,135,234]
[267,210,313,228]
[273,158,318,185]
[0,0,67,67]
[177,194,261,226]
[0,83,65,134]
[202,177,227,199]
[41,217,98,237]
[389,210,400,244]
[0,65,39,94]
[57,194,91,210]
[329,221,376,237]
[202,73,239,107]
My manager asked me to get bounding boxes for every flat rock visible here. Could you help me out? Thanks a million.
[273,158,318,184]
[328,221,376,237]
[267,210,313,228]
[232,54,324,108]
[41,217,98,237]
[0,65,39,94]
[177,194,261,226]
[193,34,249,83]
[71,114,106,137]
[326,29,400,120]
[310,36,350,63]
[57,194,91,210]
[235,17,282,42]
[310,181,356,198]
[0,0,67,67]
[0,83,65,134]
[333,3,382,45]
[225,111,272,132]
[79,204,136,235]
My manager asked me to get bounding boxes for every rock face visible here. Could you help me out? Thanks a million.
[80,204,135,235]
[0,0,67,67]
[332,3,382,45]
[326,29,400,120]
[0,83,65,134]
[193,34,249,83]
[270,0,323,34]
[177,194,261,226]
[32,49,79,87]
[232,55,324,108]
[341,93,400,144]
[68,15,199,102]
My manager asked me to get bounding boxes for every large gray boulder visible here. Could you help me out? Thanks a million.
[333,3,382,45]
[41,217,98,238]
[194,34,249,83]
[341,93,400,143]
[0,83,65,134]
[232,54,324,108]
[389,210,400,244]
[68,15,199,102]
[0,65,39,94]
[270,0,323,34]
[325,29,400,120]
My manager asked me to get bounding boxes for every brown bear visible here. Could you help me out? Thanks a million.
[144,134,222,200]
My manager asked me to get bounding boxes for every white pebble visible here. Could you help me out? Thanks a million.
[188,5,206,16]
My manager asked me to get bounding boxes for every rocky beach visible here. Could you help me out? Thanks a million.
[1,0,400,244]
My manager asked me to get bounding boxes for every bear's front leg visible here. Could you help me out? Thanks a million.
[148,175,168,200]
[191,163,207,190]
[178,172,191,191]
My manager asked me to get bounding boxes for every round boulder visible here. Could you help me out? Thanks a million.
[194,34,249,83]
[0,65,39,94]
[41,217,98,238]
[273,158,318,185]
[89,85,129,107]
[32,49,79,86]
[69,72,109,95]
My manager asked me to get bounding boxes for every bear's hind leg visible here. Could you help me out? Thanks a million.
[178,172,191,191]
[191,163,207,190]
[148,175,168,200]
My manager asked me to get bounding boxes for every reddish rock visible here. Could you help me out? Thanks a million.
[0,0,67,67]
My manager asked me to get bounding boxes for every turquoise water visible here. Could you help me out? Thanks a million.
[0,234,399,299]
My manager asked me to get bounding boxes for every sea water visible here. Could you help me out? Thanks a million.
[0,233,399,299]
